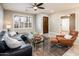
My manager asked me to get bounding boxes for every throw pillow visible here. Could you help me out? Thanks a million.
[3,33,22,49]
[64,34,72,39]
[21,35,28,41]
[27,33,33,39]
[9,31,16,37]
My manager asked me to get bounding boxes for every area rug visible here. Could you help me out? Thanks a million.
[32,37,71,56]
[46,45,71,56]
[33,44,71,56]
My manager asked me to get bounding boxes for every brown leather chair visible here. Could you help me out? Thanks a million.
[56,31,78,46]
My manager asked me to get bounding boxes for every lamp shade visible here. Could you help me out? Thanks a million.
[6,24,11,29]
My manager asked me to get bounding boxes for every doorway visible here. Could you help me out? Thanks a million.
[43,16,48,33]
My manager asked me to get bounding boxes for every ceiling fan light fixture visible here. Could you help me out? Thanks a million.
[27,3,44,11]
[33,6,38,11]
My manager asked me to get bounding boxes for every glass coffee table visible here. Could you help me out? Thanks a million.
[31,35,50,56]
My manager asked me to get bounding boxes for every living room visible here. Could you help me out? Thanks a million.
[0,3,79,56]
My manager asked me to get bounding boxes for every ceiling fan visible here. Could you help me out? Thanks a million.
[29,3,45,11]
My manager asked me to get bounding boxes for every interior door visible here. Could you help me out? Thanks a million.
[43,16,48,33]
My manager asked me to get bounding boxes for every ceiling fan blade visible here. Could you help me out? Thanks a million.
[38,7,45,9]
[37,3,43,6]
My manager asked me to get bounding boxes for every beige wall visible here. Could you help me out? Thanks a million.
[4,10,36,33]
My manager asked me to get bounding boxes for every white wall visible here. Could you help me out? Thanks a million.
[35,14,49,33]
[0,5,3,32]
[49,8,79,34]
[49,8,79,45]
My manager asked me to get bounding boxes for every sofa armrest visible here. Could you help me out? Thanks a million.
[0,45,32,56]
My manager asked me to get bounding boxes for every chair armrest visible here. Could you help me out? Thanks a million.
[59,39,74,46]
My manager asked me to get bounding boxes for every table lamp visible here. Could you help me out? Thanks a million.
[6,24,11,32]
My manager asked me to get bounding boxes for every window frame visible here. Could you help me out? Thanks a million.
[61,17,70,32]
[13,14,33,29]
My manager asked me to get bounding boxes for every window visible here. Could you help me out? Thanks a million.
[13,15,33,28]
[61,17,69,32]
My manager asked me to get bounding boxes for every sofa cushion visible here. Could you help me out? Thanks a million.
[3,34,22,49]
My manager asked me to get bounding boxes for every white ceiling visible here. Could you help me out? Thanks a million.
[2,3,79,14]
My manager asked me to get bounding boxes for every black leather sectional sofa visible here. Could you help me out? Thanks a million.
[0,31,32,56]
